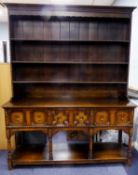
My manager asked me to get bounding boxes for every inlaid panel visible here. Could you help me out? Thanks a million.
[10,111,25,125]
[51,111,69,127]
[116,110,130,125]
[94,111,109,126]
[32,111,47,125]
[73,111,89,127]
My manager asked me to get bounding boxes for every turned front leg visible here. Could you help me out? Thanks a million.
[6,130,13,169]
[118,130,122,145]
[127,129,133,166]
[48,130,53,160]
[89,129,93,159]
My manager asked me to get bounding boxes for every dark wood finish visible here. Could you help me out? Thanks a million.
[9,141,128,165]
[3,4,136,169]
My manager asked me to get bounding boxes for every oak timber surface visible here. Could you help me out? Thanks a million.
[3,98,136,108]
[4,4,135,168]
[12,142,127,165]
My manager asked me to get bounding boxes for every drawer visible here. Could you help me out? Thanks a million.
[32,111,47,125]
[116,110,130,125]
[10,111,25,125]
[94,109,132,126]
[94,111,110,126]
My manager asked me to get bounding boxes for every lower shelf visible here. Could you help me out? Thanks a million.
[93,142,127,161]
[12,142,128,166]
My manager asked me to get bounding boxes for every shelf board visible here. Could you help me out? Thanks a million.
[13,81,127,84]
[11,38,130,44]
[12,61,129,65]
[10,14,131,20]
[12,142,89,164]
[4,97,135,108]
[12,142,127,166]
[93,142,127,160]
[13,145,48,162]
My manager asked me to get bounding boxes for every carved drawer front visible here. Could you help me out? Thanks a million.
[52,111,69,127]
[116,110,130,125]
[10,112,25,125]
[94,111,109,126]
[73,111,89,127]
[32,111,46,125]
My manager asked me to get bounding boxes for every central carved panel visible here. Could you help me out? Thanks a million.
[73,111,89,127]
[52,111,69,126]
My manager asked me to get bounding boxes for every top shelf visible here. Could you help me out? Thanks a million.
[10,14,131,21]
[11,38,130,44]
[7,4,134,20]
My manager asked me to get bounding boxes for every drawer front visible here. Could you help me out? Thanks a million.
[94,111,109,126]
[94,109,133,126]
[9,111,25,125]
[32,111,47,125]
[5,108,133,127]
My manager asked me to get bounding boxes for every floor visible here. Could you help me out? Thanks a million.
[125,149,138,175]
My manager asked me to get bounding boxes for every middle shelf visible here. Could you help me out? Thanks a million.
[11,41,129,63]
[12,64,128,82]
